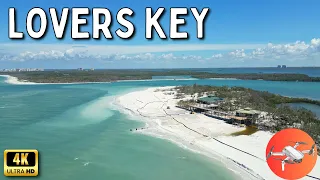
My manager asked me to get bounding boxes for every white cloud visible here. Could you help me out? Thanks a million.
[0,43,264,56]
[211,53,223,58]
[0,38,320,67]
[208,38,320,63]
[228,49,246,58]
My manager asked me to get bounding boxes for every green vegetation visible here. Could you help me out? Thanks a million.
[175,84,320,110]
[0,70,154,83]
[1,70,320,83]
[174,84,320,154]
[193,73,320,82]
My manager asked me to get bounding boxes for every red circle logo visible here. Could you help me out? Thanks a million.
[266,128,317,179]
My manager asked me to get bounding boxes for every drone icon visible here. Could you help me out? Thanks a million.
[266,141,317,172]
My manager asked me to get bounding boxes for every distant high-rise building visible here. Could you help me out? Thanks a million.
[0,68,43,72]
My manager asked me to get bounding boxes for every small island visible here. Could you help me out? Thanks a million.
[115,85,320,179]
[1,69,320,83]
[174,84,320,151]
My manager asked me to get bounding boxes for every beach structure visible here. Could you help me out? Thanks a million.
[197,94,224,106]
[180,95,233,120]
[187,103,218,112]
[236,108,260,118]
[177,95,262,126]
[181,95,224,112]
[205,110,231,120]
[185,103,231,120]
[187,95,224,111]
[228,116,248,125]
[230,107,261,125]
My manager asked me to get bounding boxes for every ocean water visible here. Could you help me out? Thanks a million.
[1,76,320,180]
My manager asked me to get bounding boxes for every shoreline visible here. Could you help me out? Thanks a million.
[0,75,38,85]
[2,74,320,85]
[0,75,113,85]
[111,86,320,180]
[0,75,198,85]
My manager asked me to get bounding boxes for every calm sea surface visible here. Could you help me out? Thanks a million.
[1,75,320,180]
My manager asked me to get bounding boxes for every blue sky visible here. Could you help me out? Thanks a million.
[0,0,320,69]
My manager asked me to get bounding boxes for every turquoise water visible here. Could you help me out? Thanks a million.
[0,78,237,180]
[1,77,320,180]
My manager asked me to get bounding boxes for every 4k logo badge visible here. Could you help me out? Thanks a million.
[4,149,39,176]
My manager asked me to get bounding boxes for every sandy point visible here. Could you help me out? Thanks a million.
[113,86,320,180]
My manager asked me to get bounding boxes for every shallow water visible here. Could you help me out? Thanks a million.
[1,77,320,180]
[281,103,320,119]
[0,78,238,180]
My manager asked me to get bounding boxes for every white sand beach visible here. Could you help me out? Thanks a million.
[112,86,320,180]
[0,75,113,85]
[0,75,38,85]
[0,75,196,85]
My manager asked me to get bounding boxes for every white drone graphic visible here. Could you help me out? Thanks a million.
[266,141,317,171]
